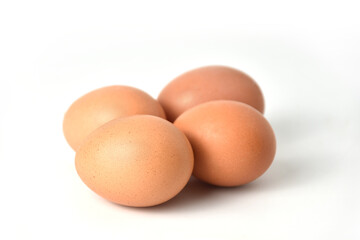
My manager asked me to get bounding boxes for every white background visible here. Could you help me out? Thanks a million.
[0,0,359,239]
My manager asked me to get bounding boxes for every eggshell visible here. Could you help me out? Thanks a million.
[63,85,166,151]
[158,66,265,122]
[75,115,194,207]
[174,100,276,187]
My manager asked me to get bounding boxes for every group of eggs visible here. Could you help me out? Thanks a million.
[63,66,276,207]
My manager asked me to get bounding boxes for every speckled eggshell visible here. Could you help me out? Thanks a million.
[174,100,276,187]
[158,66,265,122]
[75,115,194,207]
[63,85,166,151]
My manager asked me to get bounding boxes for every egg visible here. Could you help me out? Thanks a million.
[75,115,194,207]
[174,100,276,187]
[63,85,166,151]
[158,65,265,122]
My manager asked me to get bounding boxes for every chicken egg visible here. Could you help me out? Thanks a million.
[63,85,166,151]
[75,115,194,207]
[158,65,264,122]
[174,100,276,187]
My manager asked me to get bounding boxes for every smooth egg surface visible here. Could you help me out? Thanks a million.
[158,66,264,122]
[63,85,166,151]
[75,115,194,207]
[174,100,276,187]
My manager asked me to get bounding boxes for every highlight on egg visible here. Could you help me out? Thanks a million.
[63,85,166,151]
[158,65,265,122]
[75,115,194,207]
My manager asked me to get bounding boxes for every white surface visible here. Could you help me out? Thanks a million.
[0,1,359,239]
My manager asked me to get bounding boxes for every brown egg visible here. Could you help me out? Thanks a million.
[158,65,265,122]
[63,85,166,151]
[75,115,194,207]
[174,100,276,187]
